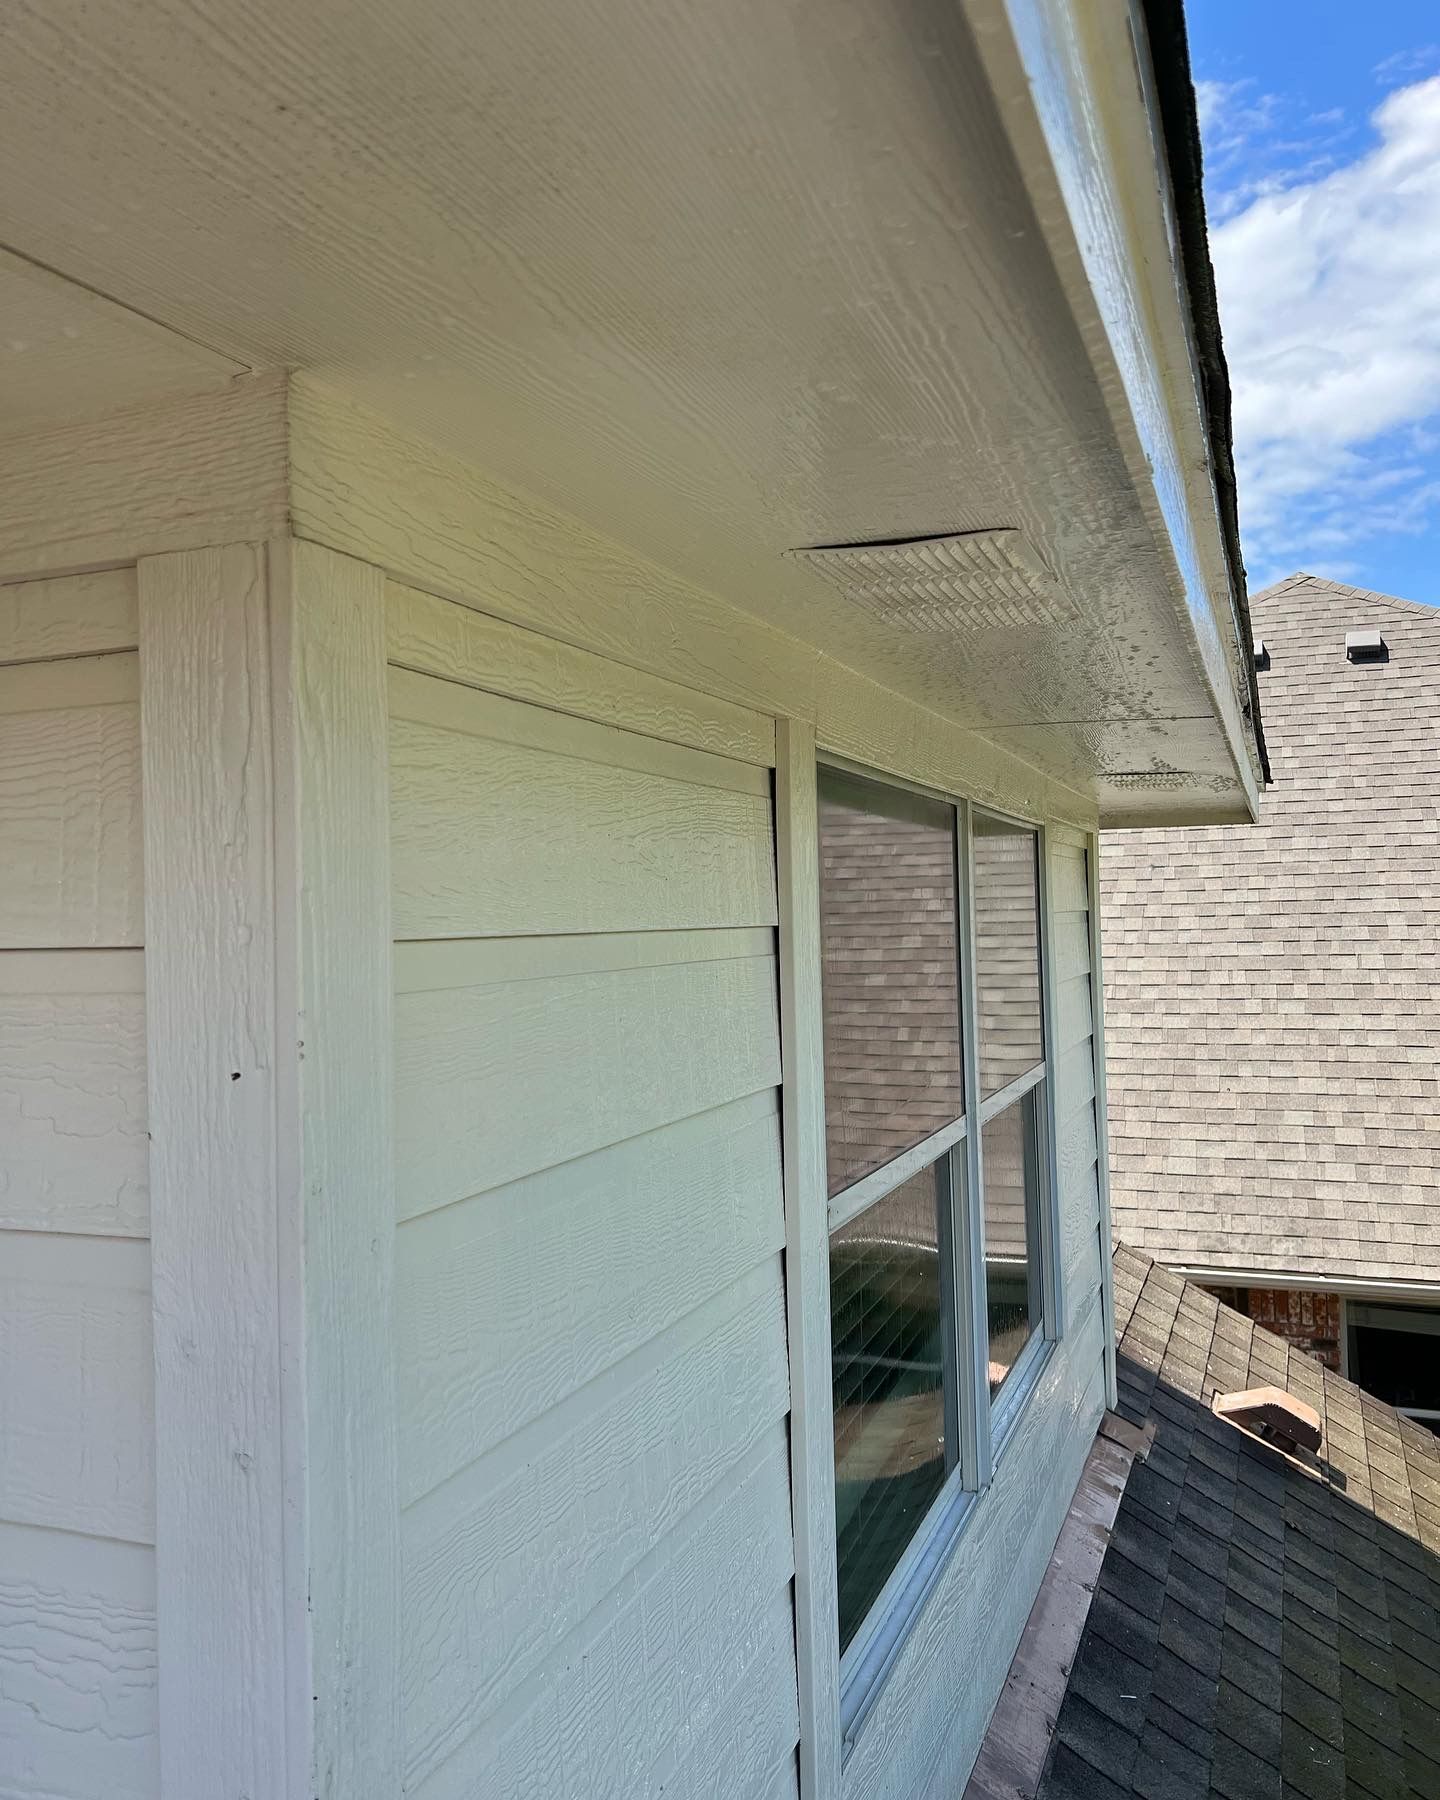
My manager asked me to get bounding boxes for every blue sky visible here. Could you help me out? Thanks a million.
[1188,2,1440,603]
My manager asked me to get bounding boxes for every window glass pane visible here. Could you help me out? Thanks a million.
[972,814,1043,1099]
[831,1158,954,1654]
[981,1088,1044,1396]
[818,768,963,1196]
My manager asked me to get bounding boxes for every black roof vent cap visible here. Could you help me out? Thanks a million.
[1346,628,1388,663]
[1253,639,1270,671]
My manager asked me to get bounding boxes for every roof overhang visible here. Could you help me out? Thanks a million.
[0,0,1263,824]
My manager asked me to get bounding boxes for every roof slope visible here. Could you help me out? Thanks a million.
[1037,1247,1440,1800]
[1100,573,1440,1284]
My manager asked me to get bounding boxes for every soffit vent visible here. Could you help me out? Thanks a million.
[1346,628,1388,663]
[1104,769,1191,790]
[788,528,1078,633]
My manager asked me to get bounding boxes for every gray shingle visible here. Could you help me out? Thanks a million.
[1100,575,1440,1286]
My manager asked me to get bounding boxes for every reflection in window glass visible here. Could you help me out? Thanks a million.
[818,768,963,1196]
[831,1160,954,1652]
[981,1089,1044,1396]
[972,815,1043,1099]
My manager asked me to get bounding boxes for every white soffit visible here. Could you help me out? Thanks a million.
[788,530,1079,633]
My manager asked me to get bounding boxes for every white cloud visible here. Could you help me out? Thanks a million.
[1211,77,1440,574]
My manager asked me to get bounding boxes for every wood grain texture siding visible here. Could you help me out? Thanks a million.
[386,579,774,766]
[396,1089,782,1501]
[0,377,288,581]
[0,1232,153,1544]
[0,950,148,1235]
[389,667,775,939]
[396,945,780,1218]
[646,1586,800,1800]
[404,1427,794,1800]
[0,652,142,947]
[138,544,290,1800]
[402,1263,788,1786]
[268,539,399,1799]
[0,567,138,663]
[0,1522,157,1800]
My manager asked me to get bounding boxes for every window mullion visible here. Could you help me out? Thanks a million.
[955,799,992,1491]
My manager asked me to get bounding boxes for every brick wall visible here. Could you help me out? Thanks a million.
[1207,1285,1343,1371]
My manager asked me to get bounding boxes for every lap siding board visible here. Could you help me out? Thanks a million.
[0,570,158,1800]
[388,643,797,1800]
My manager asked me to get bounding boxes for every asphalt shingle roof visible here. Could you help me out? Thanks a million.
[1035,1246,1440,1800]
[1100,574,1440,1284]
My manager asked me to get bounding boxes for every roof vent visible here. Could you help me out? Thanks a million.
[788,528,1079,632]
[1253,639,1269,671]
[1213,1385,1322,1455]
[1346,628,1388,663]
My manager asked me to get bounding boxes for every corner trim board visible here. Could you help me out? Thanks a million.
[140,543,295,1798]
[775,718,843,1800]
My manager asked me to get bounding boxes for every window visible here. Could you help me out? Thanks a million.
[818,767,1055,1678]
[972,813,1048,1402]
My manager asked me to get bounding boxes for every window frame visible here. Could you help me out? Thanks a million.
[813,762,1064,1749]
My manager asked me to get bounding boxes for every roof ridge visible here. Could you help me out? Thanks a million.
[1251,570,1440,621]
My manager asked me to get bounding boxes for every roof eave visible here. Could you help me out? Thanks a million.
[964,0,1269,818]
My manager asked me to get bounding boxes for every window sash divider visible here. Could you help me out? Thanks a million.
[976,1060,1047,1127]
[826,1115,968,1234]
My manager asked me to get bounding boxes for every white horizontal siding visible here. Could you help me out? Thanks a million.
[396,1088,784,1500]
[402,1265,790,1785]
[0,1233,153,1545]
[0,951,147,1236]
[0,653,143,948]
[0,569,138,665]
[389,666,776,939]
[0,585,156,1800]
[406,1430,796,1800]
[395,937,780,1220]
[0,1522,157,1800]
[386,580,775,767]
[389,659,792,1800]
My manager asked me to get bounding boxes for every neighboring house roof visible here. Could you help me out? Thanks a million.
[1036,1246,1440,1800]
[1101,573,1440,1286]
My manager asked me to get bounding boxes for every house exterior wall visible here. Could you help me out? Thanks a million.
[1102,575,1440,1288]
[379,580,1112,1800]
[0,570,157,1799]
[0,382,1116,1800]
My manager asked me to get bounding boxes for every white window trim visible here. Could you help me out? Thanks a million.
[795,765,1064,1777]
